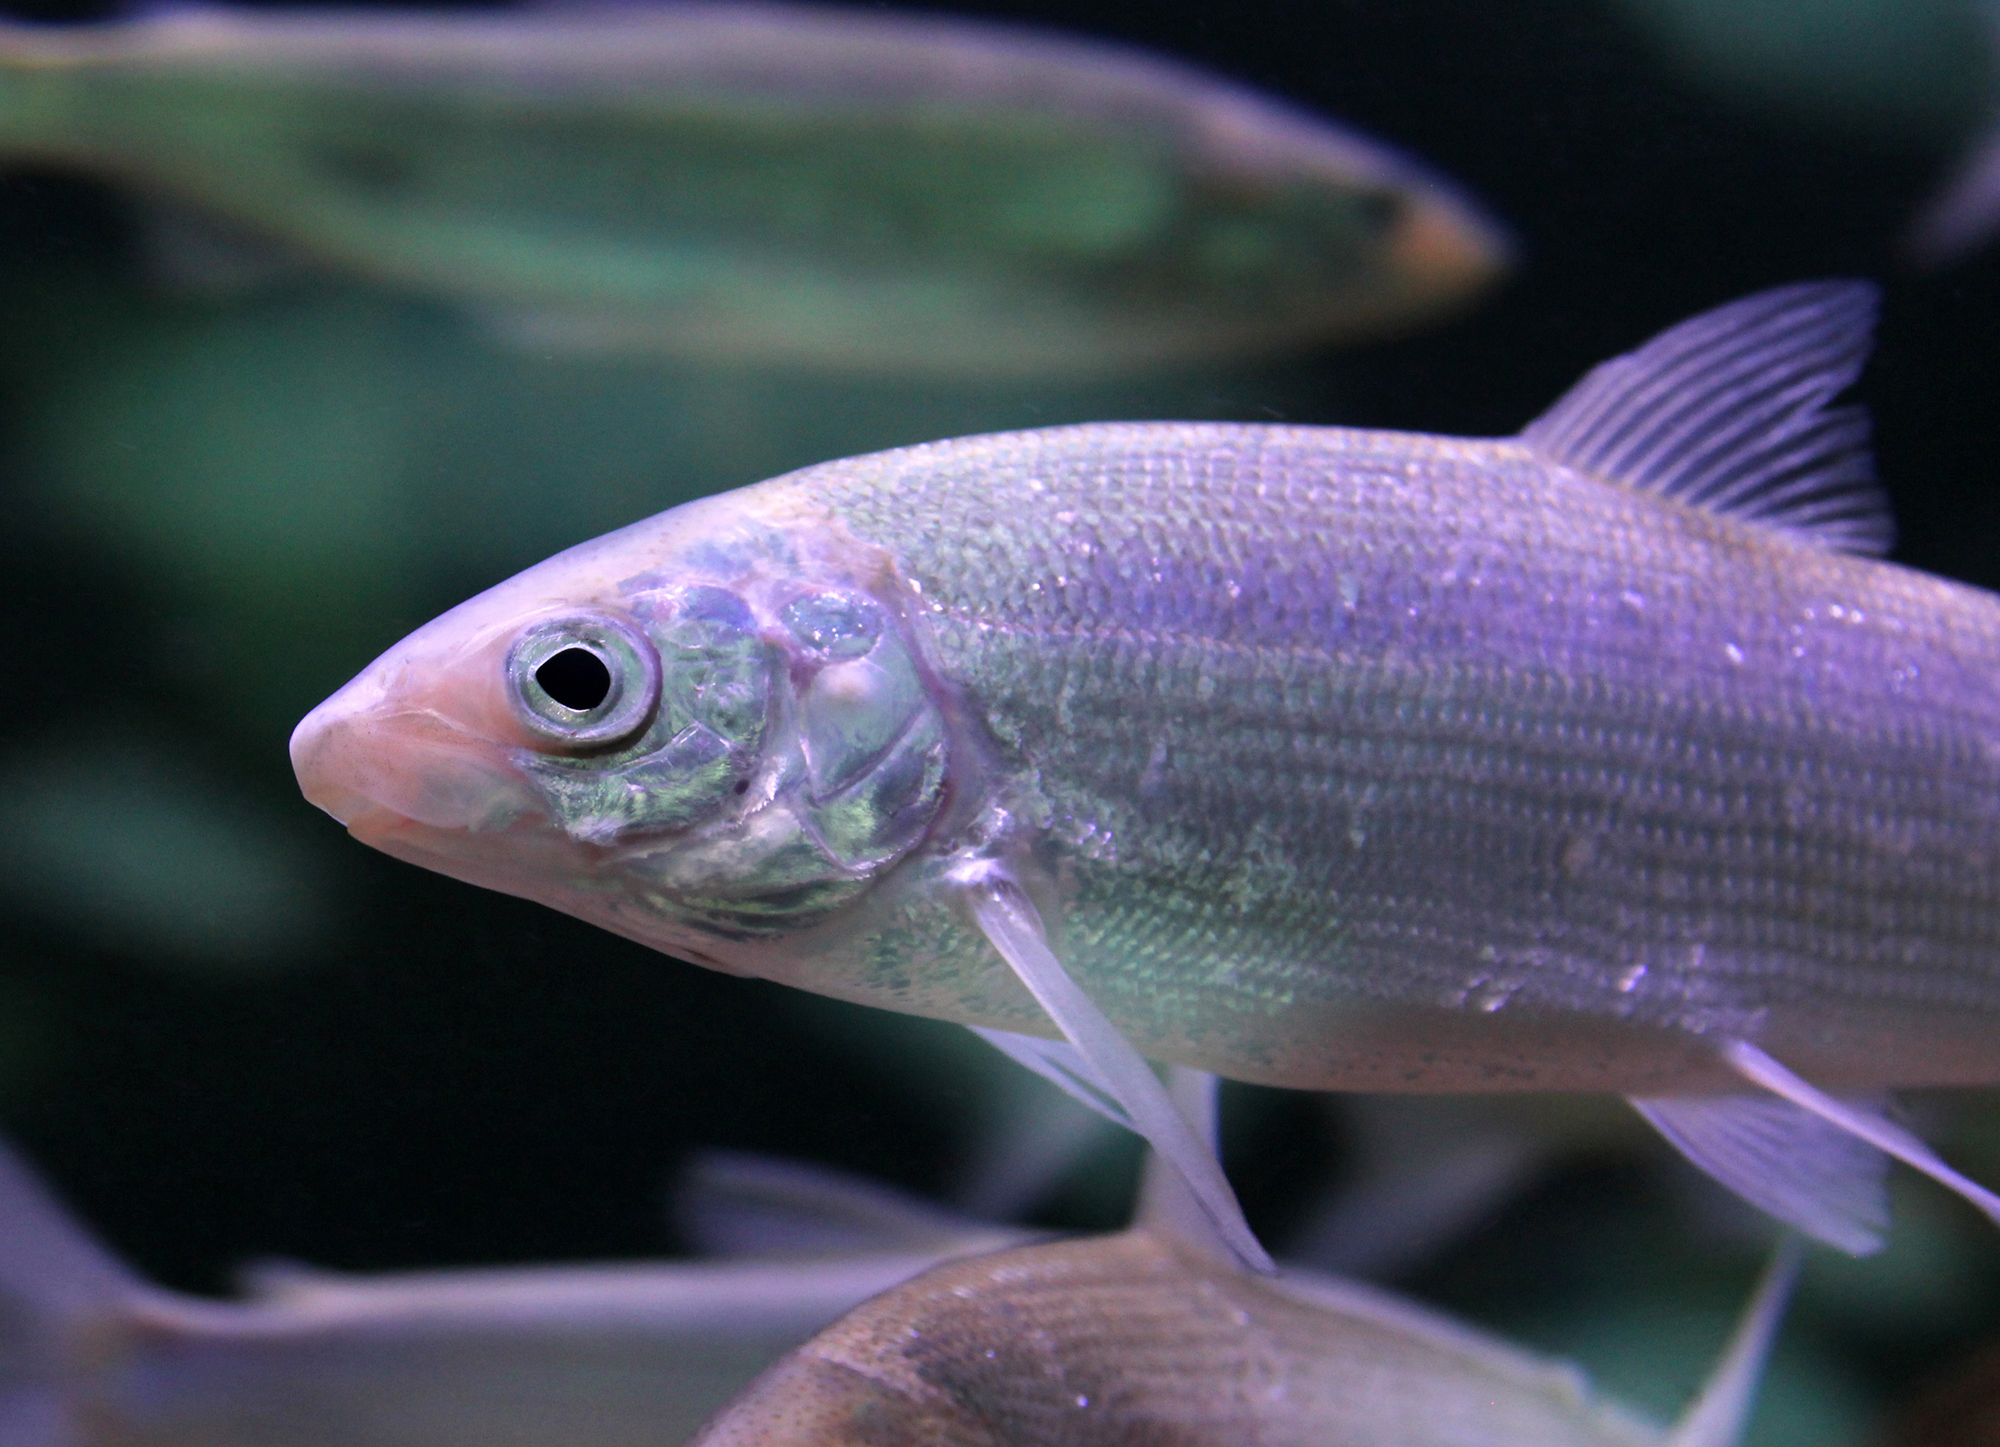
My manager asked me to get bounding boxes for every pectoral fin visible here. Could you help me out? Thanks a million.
[956,872,1273,1273]
[969,1026,1135,1133]
[1664,1234,1805,1447]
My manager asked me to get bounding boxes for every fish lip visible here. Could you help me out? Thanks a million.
[290,697,368,825]
[291,688,537,835]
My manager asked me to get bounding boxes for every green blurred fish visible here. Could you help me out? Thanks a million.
[291,281,2000,1266]
[0,2,1507,374]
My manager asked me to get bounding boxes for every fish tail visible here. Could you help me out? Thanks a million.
[0,1140,144,1447]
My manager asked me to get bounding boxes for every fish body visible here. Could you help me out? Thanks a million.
[293,284,2000,1098]
[0,3,1505,373]
[292,282,2000,1249]
[0,1144,1032,1447]
[689,1224,1663,1447]
[688,1071,1797,1447]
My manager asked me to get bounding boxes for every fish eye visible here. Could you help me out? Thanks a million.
[505,611,661,753]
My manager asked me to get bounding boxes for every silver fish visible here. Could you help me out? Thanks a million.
[0,1142,1032,1447]
[291,281,2000,1261]
[688,1073,1800,1447]
[0,2,1507,375]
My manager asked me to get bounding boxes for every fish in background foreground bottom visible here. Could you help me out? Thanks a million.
[0,1103,1795,1447]
[0,1141,1033,1447]
[691,1073,1802,1447]
[296,278,2000,1265]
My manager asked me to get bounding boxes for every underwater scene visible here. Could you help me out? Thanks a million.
[4,0,2000,1443]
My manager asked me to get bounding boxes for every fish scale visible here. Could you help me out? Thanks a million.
[768,424,2000,1087]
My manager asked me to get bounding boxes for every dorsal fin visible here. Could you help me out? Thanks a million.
[1520,281,1892,556]
[1663,1234,1805,1447]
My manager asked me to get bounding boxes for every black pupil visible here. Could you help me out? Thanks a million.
[536,648,613,712]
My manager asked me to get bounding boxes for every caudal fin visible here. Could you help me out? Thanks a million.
[0,1139,145,1447]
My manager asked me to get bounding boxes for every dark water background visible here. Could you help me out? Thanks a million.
[1,2,1998,1442]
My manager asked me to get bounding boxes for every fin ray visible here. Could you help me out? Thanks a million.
[673,1150,1022,1259]
[957,873,1273,1273]
[1521,281,1890,556]
[1664,1235,1805,1447]
[967,1027,1135,1133]
[1628,1091,1888,1254]
[1720,1040,2000,1228]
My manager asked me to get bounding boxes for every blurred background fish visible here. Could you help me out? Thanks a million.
[0,1139,1035,1447]
[1905,4,2000,264]
[0,2,1507,375]
[1604,0,1989,139]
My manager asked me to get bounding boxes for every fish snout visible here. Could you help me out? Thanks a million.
[290,682,536,835]
[1392,182,1513,302]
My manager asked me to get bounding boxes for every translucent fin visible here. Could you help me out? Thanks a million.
[0,1140,147,1447]
[1520,281,1890,556]
[1288,1124,1545,1277]
[1664,1234,1806,1447]
[672,1150,1017,1260]
[1906,122,2000,265]
[956,873,1274,1273]
[949,1066,1118,1220]
[236,1257,341,1299]
[968,1027,1135,1133]
[1629,1091,1888,1254]
[1720,1039,2000,1233]
[1135,1068,1241,1267]
[1905,2,2000,265]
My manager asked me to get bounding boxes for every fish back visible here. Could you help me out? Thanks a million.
[689,1229,1658,1447]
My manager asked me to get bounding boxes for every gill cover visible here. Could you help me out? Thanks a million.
[506,580,948,935]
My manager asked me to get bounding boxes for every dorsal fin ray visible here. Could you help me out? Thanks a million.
[1521,281,1892,556]
[1663,1234,1805,1447]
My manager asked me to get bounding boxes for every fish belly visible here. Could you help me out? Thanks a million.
[802,422,2000,1094]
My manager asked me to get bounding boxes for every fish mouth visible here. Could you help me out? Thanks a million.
[290,690,537,836]
[1394,185,1513,298]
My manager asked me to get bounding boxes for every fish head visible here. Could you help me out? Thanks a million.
[290,486,953,967]
[1170,89,1513,344]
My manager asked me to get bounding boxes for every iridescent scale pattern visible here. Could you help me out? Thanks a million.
[781,420,2000,1089]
